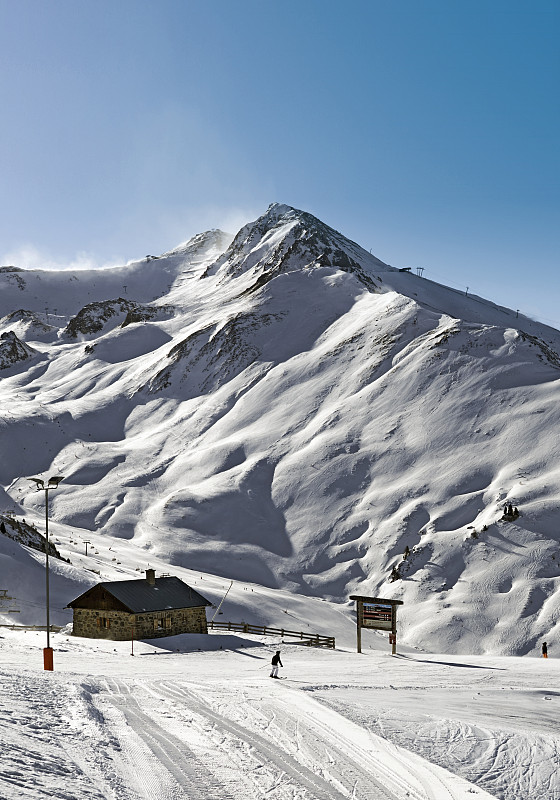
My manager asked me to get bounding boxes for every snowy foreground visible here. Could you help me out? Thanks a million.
[1,627,558,800]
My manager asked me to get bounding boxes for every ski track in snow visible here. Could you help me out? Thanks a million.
[98,676,393,800]
[0,655,502,800]
[0,670,132,800]
[309,685,560,800]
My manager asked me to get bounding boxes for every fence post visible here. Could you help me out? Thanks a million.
[207,620,334,648]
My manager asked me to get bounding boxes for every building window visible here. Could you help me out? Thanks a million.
[97,617,111,629]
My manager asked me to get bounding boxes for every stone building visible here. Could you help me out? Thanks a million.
[67,569,212,641]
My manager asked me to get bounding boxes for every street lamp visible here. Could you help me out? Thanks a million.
[28,475,65,671]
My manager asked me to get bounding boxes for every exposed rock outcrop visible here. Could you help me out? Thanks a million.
[0,331,38,370]
[0,514,65,560]
[65,298,139,338]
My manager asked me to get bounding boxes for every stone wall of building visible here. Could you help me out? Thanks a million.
[72,608,135,640]
[133,607,208,639]
[72,606,208,641]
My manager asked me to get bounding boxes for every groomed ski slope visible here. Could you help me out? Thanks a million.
[4,626,558,800]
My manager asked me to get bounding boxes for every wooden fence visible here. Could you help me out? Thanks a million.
[208,620,335,649]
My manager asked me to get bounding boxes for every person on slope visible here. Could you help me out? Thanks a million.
[542,641,548,658]
[270,651,283,678]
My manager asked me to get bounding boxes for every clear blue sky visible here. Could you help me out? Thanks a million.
[1,0,558,327]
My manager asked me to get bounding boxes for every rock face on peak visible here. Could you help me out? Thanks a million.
[65,298,139,338]
[203,203,387,293]
[0,331,38,370]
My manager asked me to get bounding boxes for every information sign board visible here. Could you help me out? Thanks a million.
[349,595,403,654]
[362,602,392,630]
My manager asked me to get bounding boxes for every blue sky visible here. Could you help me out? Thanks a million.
[1,0,558,327]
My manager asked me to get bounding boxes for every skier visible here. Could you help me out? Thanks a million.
[542,641,548,658]
[270,650,283,678]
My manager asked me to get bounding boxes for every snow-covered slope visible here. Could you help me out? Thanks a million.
[6,627,555,800]
[1,203,559,656]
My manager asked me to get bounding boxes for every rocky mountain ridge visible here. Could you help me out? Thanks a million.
[0,331,39,370]
[1,203,559,655]
[0,513,64,560]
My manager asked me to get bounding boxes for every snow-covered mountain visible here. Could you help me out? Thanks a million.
[1,203,559,655]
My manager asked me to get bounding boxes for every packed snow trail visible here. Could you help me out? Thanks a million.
[316,684,560,800]
[97,677,390,799]
[0,662,499,800]
[2,625,559,799]
[103,679,232,800]
[89,675,497,800]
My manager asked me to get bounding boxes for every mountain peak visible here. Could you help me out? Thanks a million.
[263,202,294,220]
[202,202,387,293]
[161,228,233,259]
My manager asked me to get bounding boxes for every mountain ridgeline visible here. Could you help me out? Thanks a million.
[1,203,559,655]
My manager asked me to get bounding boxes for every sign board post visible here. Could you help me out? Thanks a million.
[349,595,403,654]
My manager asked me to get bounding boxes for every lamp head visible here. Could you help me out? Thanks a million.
[47,475,65,488]
[28,477,45,490]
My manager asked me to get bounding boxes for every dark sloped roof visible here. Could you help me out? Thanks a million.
[69,576,212,613]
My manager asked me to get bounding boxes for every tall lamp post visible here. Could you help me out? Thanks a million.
[28,475,64,671]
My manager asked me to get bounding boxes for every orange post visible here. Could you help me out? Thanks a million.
[43,647,54,671]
